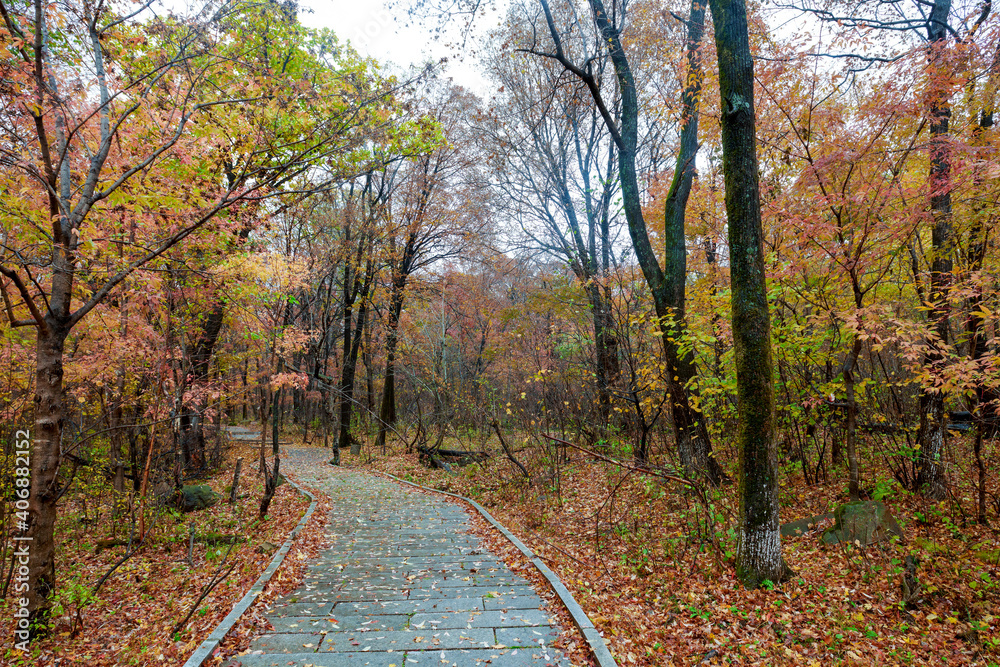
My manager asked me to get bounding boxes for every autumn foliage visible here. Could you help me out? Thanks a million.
[1,0,1000,664]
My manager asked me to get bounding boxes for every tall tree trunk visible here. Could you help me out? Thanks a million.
[241,358,248,421]
[704,240,724,375]
[843,335,863,500]
[841,277,865,500]
[709,0,790,588]
[338,262,373,458]
[916,0,954,500]
[554,137,618,433]
[335,292,353,464]
[585,281,618,429]
[363,318,375,416]
[581,0,720,480]
[259,387,281,518]
[662,0,723,483]
[22,143,78,630]
[179,300,226,471]
[375,283,405,452]
[966,98,995,523]
[25,324,69,633]
[595,154,619,428]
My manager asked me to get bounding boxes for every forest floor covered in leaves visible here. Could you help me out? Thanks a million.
[0,440,331,666]
[3,429,998,666]
[340,432,1000,667]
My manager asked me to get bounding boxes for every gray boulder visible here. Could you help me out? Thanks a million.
[781,513,833,538]
[175,484,220,512]
[821,500,903,546]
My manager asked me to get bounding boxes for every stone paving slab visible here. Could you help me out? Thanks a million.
[408,609,552,629]
[233,652,402,666]
[251,632,325,653]
[484,594,552,611]
[268,602,335,617]
[495,626,561,647]
[412,586,541,600]
[227,446,569,667]
[332,598,487,615]
[267,615,412,632]
[279,589,413,604]
[320,628,496,651]
[423,649,562,666]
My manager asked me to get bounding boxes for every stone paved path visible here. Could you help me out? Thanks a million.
[224,425,261,441]
[229,446,568,667]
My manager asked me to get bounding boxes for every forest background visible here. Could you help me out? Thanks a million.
[2,0,1000,664]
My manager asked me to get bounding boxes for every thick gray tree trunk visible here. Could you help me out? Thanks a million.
[26,323,68,633]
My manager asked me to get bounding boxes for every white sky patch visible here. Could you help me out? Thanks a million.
[299,0,501,96]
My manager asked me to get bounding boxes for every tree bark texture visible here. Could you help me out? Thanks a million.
[916,0,953,500]
[708,0,789,587]
[843,335,862,500]
[179,300,226,470]
[375,282,405,452]
[588,0,719,480]
[26,324,69,632]
[662,0,723,483]
[338,257,374,457]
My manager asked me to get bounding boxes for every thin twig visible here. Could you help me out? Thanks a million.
[540,433,693,487]
[172,541,239,634]
[534,536,596,571]
[491,420,533,484]
[91,534,145,595]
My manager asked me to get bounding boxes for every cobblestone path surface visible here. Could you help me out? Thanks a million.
[230,446,567,667]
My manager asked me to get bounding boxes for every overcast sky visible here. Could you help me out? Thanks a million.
[299,0,501,96]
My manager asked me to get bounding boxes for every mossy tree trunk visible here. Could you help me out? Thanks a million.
[708,0,790,588]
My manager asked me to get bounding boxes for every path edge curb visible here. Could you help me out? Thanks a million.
[182,474,318,667]
[377,471,618,667]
